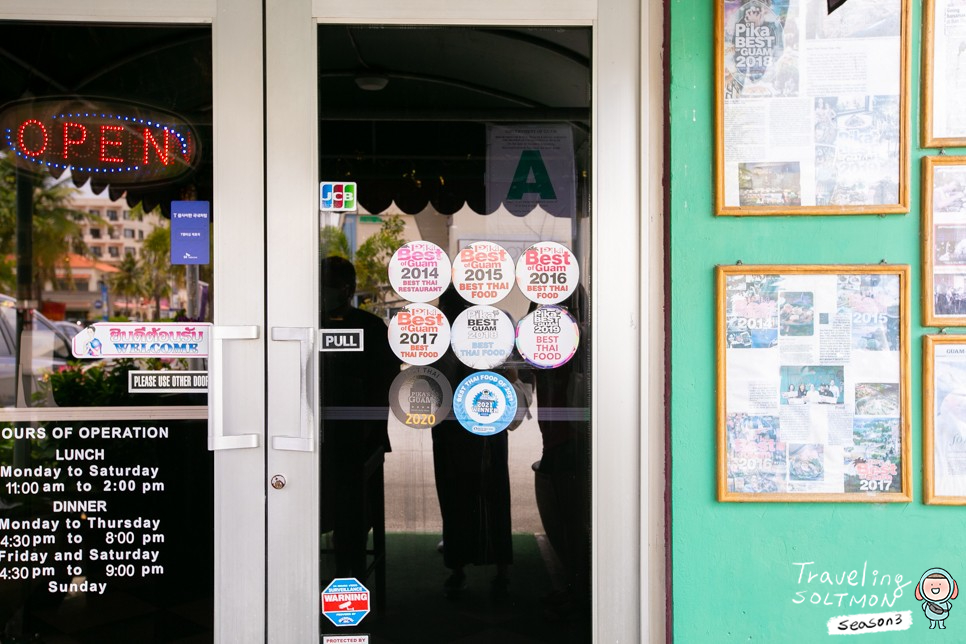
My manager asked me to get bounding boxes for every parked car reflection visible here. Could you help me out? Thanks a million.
[0,295,73,407]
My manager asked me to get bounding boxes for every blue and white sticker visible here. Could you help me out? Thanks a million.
[453,371,518,436]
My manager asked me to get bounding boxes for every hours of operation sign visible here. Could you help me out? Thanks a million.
[516,241,579,304]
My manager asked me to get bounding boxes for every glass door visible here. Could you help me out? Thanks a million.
[267,1,645,642]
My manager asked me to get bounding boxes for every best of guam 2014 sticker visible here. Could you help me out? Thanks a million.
[450,305,515,369]
[388,241,452,303]
[453,371,518,436]
[388,366,453,429]
[516,305,579,368]
[388,303,451,366]
[451,241,515,305]
[516,241,579,304]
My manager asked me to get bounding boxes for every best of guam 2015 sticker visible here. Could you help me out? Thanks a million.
[516,241,579,304]
[452,241,515,305]
[388,366,453,429]
[453,371,518,436]
[388,303,451,366]
[388,241,452,303]
[516,305,579,368]
[450,305,515,369]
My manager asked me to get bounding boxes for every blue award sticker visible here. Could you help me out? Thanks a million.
[453,371,518,436]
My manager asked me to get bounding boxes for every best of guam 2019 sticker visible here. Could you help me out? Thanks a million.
[388,366,453,429]
[453,371,518,436]
[388,241,452,303]
[516,241,579,304]
[516,305,579,369]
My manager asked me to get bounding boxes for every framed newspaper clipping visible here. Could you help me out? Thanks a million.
[921,0,966,147]
[717,264,911,502]
[923,156,966,326]
[715,0,911,215]
[923,334,966,504]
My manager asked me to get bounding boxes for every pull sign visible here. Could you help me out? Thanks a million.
[320,181,357,212]
[319,329,364,352]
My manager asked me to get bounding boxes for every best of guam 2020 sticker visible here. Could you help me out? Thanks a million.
[450,305,515,369]
[388,241,452,303]
[388,366,453,429]
[451,241,515,305]
[453,371,518,436]
[516,305,579,368]
[388,303,451,365]
[516,241,579,304]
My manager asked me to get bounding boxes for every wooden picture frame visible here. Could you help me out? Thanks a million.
[716,264,911,502]
[921,0,966,148]
[922,334,966,504]
[922,156,966,327]
[714,0,911,215]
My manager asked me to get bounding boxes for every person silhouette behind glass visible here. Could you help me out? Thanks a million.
[319,255,400,579]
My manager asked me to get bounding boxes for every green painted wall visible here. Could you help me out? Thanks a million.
[670,1,966,641]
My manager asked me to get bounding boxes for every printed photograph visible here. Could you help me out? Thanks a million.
[737,162,802,206]
[788,444,824,481]
[934,273,966,317]
[844,417,901,493]
[779,365,845,405]
[726,274,780,348]
[854,382,900,416]
[933,166,966,213]
[934,225,966,266]
[836,273,900,351]
[723,0,794,98]
[726,413,787,493]
[778,291,814,336]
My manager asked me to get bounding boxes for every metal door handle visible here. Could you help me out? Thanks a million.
[208,325,261,450]
[270,327,316,452]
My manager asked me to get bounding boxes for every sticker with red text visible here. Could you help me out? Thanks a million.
[515,241,578,304]
[388,241,451,302]
[452,241,515,305]
[388,303,451,366]
[450,305,515,369]
[516,305,579,369]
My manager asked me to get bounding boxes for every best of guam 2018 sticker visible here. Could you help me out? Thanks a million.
[388,366,453,429]
[388,303,451,366]
[388,241,452,303]
[453,371,518,436]
[516,241,579,304]
[450,305,515,369]
[451,241,515,305]
[516,305,579,368]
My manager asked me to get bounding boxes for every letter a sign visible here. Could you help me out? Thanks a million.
[485,124,576,218]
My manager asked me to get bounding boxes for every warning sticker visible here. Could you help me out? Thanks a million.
[453,371,518,435]
[515,305,579,369]
[515,241,579,304]
[450,305,515,370]
[388,241,452,303]
[388,303,451,366]
[451,241,515,305]
[388,366,453,428]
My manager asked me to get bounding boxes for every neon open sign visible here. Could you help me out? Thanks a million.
[0,98,200,186]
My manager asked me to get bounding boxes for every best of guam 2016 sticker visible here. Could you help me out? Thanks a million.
[388,366,453,429]
[450,305,515,369]
[388,303,451,366]
[516,305,579,368]
[516,241,579,304]
[452,241,515,305]
[388,241,452,303]
[453,371,518,436]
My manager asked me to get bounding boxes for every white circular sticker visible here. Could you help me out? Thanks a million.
[451,241,515,305]
[450,305,515,369]
[516,305,580,369]
[388,303,451,366]
[515,241,579,304]
[388,241,452,303]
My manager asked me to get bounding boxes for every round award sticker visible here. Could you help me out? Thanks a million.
[388,303,451,366]
[451,241,515,305]
[453,371,518,436]
[516,305,579,369]
[388,366,453,429]
[515,241,579,304]
[450,305,515,369]
[388,241,452,303]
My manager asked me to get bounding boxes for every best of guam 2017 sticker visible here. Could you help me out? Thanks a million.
[452,241,515,305]
[388,241,452,303]
[516,305,579,368]
[453,371,518,436]
[450,305,515,369]
[388,366,453,429]
[388,303,451,366]
[516,241,578,304]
